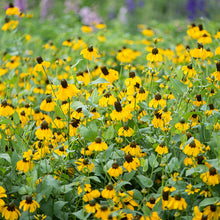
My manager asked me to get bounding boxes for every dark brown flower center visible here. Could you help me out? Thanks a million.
[152,48,159,55]
[125,154,133,163]
[106,184,114,191]
[208,103,214,110]
[210,204,216,212]
[149,197,155,204]
[197,155,205,164]
[61,79,68,88]
[180,118,185,124]
[197,43,203,49]
[88,46,93,52]
[139,87,145,94]
[20,111,25,116]
[26,196,33,204]
[129,71,135,78]
[196,94,202,102]
[101,66,109,76]
[216,61,220,72]
[209,167,217,176]
[201,215,208,220]
[155,93,161,100]
[123,126,129,131]
[59,146,64,151]
[114,101,122,112]
[189,140,196,148]
[154,110,162,119]
[7,202,16,211]
[187,63,193,69]
[174,194,181,201]
[101,206,108,211]
[40,120,49,129]
[130,142,137,148]
[76,108,82,113]
[69,118,80,128]
[112,162,119,169]
[95,137,101,143]
[46,96,52,103]
[162,191,169,201]
[36,56,43,64]
[77,72,84,77]
[83,158,89,165]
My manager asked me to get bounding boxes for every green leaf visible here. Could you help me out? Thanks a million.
[142,159,148,172]
[136,175,153,188]
[54,105,66,120]
[171,78,187,95]
[89,78,109,85]
[13,111,20,124]
[71,101,85,110]
[199,197,220,208]
[91,88,99,104]
[103,126,114,140]
[181,137,194,149]
[0,117,12,124]
[123,170,136,182]
[149,154,159,168]
[54,201,68,220]
[0,153,11,163]
[79,122,98,142]
[115,181,131,190]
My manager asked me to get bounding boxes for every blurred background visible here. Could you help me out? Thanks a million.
[1,0,220,28]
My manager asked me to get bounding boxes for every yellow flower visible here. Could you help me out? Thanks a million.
[142,28,154,37]
[149,93,166,108]
[81,25,93,33]
[88,137,108,152]
[123,154,140,172]
[203,203,220,220]
[199,189,211,197]
[40,96,56,112]
[0,186,7,199]
[19,196,40,213]
[16,158,33,173]
[118,126,134,137]
[83,190,100,202]
[54,145,68,157]
[100,66,119,84]
[95,206,111,220]
[35,120,53,140]
[155,142,168,155]
[80,46,98,61]
[147,48,163,62]
[185,184,200,195]
[56,79,79,101]
[34,57,50,73]
[96,23,106,29]
[175,118,189,132]
[167,194,187,210]
[101,184,116,199]
[1,203,21,220]
[6,4,20,16]
[0,68,8,76]
[75,158,95,173]
[107,162,123,177]
[200,167,220,186]
[121,142,142,157]
[34,214,47,220]
[84,200,100,213]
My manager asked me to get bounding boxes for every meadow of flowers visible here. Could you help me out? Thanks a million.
[0,3,220,220]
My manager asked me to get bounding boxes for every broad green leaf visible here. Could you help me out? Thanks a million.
[0,153,11,163]
[136,175,153,188]
[89,78,109,85]
[171,78,187,95]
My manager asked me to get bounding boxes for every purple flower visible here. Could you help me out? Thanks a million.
[15,0,27,12]
[126,0,135,13]
[186,0,197,20]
